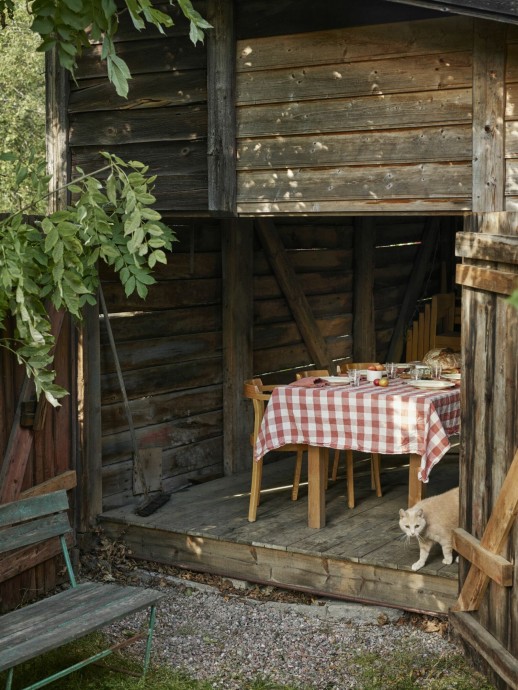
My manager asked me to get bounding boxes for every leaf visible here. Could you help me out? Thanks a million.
[107,54,132,98]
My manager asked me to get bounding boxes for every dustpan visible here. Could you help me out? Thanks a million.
[99,288,170,516]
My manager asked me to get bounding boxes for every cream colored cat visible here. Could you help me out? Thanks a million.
[399,487,459,571]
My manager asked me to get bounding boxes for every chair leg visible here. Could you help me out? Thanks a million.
[248,457,263,521]
[346,449,354,509]
[291,449,304,501]
[371,453,382,498]
[331,449,340,481]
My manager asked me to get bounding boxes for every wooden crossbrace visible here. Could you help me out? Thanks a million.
[452,448,518,612]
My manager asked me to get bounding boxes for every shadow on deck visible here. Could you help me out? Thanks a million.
[99,452,459,615]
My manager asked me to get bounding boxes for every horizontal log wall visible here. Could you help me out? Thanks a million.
[235,16,474,215]
[99,220,223,510]
[253,217,450,384]
[69,2,208,212]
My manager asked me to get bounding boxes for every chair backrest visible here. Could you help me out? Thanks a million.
[244,378,271,446]
[430,293,456,347]
[340,362,381,371]
[0,490,75,586]
[295,369,330,380]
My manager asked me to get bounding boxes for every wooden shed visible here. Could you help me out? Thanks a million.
[1,0,518,687]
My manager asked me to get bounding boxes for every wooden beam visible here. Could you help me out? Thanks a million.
[385,218,440,363]
[453,448,518,612]
[222,218,254,474]
[45,48,69,213]
[450,612,518,690]
[353,218,376,362]
[255,218,332,371]
[207,0,236,213]
[472,19,506,213]
[19,471,77,500]
[456,264,518,295]
[456,232,518,263]
[452,528,513,587]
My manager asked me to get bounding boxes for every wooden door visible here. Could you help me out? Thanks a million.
[451,212,518,689]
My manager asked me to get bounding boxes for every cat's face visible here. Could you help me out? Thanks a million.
[399,507,426,537]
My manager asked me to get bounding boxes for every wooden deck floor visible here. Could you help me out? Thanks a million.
[99,452,460,615]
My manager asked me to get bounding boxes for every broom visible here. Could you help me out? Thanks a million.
[99,287,170,516]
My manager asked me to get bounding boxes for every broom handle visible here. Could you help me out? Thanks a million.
[98,287,149,498]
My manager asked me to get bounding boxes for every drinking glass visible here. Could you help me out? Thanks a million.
[350,369,361,387]
[431,364,442,380]
[386,363,397,379]
[411,367,422,380]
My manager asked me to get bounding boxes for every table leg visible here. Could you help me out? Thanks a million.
[408,454,424,507]
[308,445,326,528]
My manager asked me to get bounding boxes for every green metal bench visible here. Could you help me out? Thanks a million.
[0,489,163,690]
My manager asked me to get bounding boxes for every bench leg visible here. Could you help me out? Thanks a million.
[6,668,13,690]
[143,604,158,677]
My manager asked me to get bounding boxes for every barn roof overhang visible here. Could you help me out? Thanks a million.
[386,0,518,25]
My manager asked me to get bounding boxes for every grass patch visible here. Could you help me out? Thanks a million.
[349,649,495,689]
[0,633,296,690]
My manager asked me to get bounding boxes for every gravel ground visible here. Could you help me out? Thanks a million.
[92,561,480,690]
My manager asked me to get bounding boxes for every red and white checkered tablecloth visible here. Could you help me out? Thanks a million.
[254,379,461,483]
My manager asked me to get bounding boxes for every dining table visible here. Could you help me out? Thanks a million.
[254,375,461,529]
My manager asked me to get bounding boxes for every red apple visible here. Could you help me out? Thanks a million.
[373,379,380,386]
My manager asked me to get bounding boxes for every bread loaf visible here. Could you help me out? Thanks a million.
[422,348,461,369]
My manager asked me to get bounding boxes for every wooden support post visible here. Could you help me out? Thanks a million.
[79,301,103,529]
[45,47,69,213]
[255,218,332,371]
[222,219,254,474]
[472,20,506,214]
[353,217,376,362]
[207,0,236,214]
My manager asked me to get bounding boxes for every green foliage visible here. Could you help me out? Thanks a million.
[0,0,45,212]
[0,0,211,98]
[0,152,177,406]
[509,289,518,310]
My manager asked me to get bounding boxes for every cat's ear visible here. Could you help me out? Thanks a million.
[416,508,424,518]
[399,509,406,518]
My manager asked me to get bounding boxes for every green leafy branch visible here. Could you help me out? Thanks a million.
[9,0,212,97]
[0,151,177,406]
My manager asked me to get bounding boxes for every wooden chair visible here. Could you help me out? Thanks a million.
[332,363,383,508]
[430,292,460,351]
[244,378,306,522]
[405,303,432,362]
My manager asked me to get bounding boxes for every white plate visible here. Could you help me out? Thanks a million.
[321,376,350,385]
[407,380,455,390]
[442,373,461,381]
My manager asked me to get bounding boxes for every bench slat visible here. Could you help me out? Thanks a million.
[0,512,71,555]
[0,583,163,672]
[0,490,69,528]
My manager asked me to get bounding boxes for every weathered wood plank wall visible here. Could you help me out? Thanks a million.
[505,26,518,210]
[454,214,518,690]
[235,16,474,215]
[0,316,75,612]
[99,220,223,509]
[69,2,208,212]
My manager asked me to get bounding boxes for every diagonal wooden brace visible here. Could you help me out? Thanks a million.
[452,448,518,612]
